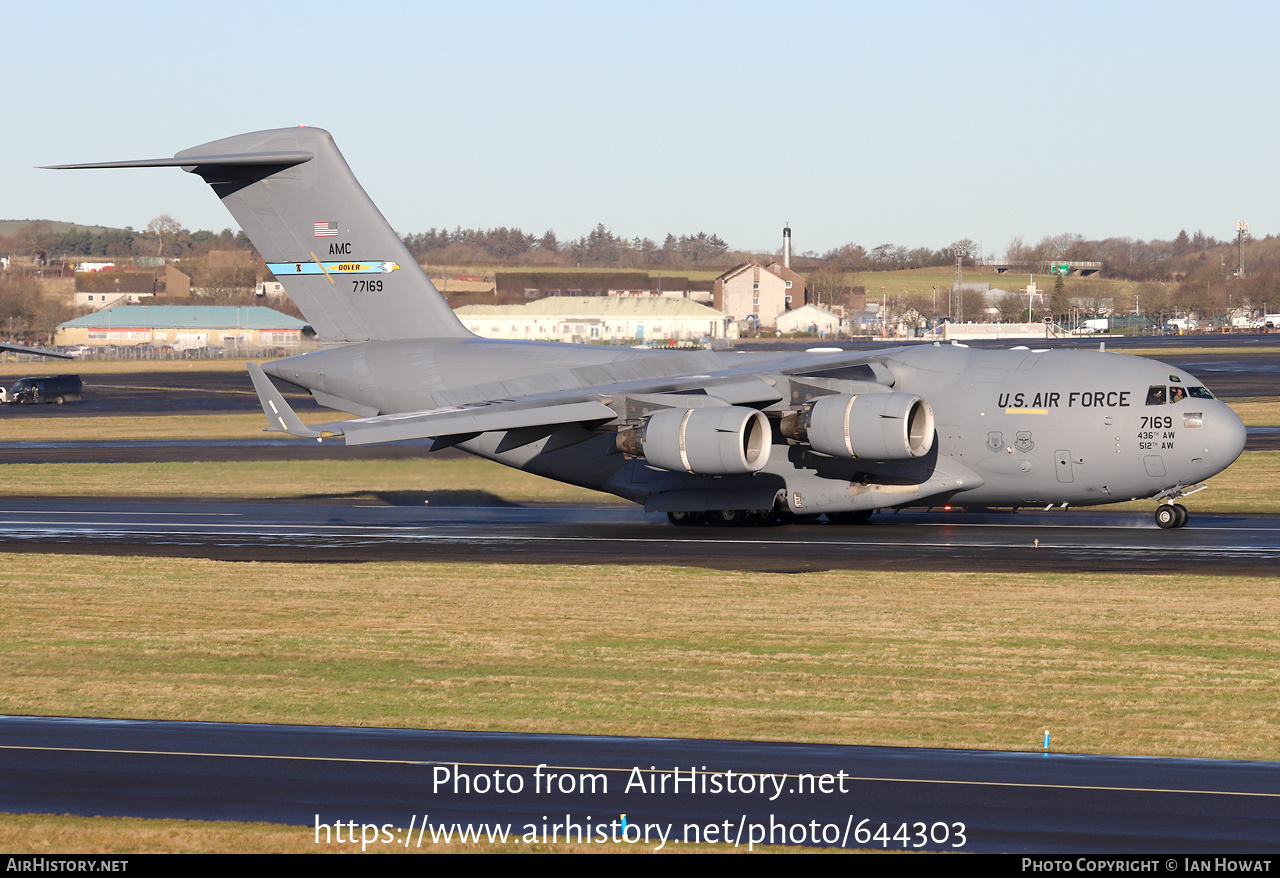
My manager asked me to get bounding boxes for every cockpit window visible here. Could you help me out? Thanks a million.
[1188,386,1215,399]
[1169,386,1187,404]
[1145,385,1167,405]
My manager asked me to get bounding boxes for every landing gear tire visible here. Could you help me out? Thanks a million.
[1155,504,1179,529]
[711,509,746,526]
[667,510,703,526]
[826,510,873,525]
[1173,503,1189,528]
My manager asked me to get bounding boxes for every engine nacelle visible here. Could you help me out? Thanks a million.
[619,406,773,475]
[782,392,934,460]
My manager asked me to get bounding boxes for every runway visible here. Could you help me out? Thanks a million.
[0,498,1274,573]
[2,715,1277,852]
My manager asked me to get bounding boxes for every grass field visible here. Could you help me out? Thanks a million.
[0,358,256,377]
[1,555,1277,760]
[5,550,1279,852]
[0,456,614,505]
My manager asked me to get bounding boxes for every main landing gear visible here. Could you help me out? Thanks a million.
[666,509,873,527]
[667,509,775,527]
[1155,503,1189,529]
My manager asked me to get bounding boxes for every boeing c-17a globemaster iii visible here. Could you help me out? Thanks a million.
[47,127,1247,529]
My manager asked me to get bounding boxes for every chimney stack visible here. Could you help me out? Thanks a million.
[783,223,792,269]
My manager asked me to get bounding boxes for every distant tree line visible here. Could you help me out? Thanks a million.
[0,274,83,342]
[402,223,734,268]
[10,215,1280,324]
[0,217,253,264]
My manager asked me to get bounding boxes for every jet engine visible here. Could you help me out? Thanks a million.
[617,406,773,475]
[781,392,934,460]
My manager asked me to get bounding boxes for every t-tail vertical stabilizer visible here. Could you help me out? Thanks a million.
[46,127,472,343]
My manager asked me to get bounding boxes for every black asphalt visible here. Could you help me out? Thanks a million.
[0,500,1274,574]
[2,715,1277,853]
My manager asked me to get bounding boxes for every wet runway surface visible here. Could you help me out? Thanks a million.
[0,499,1274,573]
[3,715,1277,852]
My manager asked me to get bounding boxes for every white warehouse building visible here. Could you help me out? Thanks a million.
[454,297,730,343]
[776,304,842,336]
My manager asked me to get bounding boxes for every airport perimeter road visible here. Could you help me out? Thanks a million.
[0,500,1274,574]
[1,715,1277,853]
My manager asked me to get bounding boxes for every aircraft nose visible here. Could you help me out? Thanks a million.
[1199,402,1247,471]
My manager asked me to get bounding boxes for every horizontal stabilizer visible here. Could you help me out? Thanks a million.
[0,343,72,360]
[42,152,313,171]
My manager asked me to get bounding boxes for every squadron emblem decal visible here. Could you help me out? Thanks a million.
[269,261,401,275]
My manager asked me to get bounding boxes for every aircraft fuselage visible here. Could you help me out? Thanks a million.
[263,341,1245,517]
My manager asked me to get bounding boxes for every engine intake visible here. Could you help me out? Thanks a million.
[782,392,934,460]
[618,406,773,475]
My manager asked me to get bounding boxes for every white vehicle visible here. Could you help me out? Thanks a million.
[1072,318,1110,334]
[1164,318,1196,334]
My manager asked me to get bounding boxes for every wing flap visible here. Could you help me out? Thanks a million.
[248,362,617,446]
[338,400,618,446]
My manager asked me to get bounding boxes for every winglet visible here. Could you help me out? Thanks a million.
[246,361,330,439]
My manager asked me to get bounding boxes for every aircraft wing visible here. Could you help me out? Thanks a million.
[248,361,616,447]
[0,343,73,360]
[247,347,903,450]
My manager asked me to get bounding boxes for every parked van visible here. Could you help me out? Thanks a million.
[7,375,83,405]
[1072,318,1111,334]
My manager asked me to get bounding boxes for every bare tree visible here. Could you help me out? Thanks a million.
[1004,235,1034,264]
[146,214,185,257]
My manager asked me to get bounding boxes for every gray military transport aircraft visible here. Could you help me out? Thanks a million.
[48,127,1246,529]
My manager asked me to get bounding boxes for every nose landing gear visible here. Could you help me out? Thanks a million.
[1155,503,1189,529]
[1153,483,1206,529]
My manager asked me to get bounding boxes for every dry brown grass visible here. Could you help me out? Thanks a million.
[1225,397,1280,425]
[0,358,255,377]
[0,812,796,853]
[2,555,1277,761]
[0,457,615,504]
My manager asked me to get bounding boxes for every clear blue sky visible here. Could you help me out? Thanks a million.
[8,0,1278,258]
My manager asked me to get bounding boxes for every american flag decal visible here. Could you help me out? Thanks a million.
[314,222,338,237]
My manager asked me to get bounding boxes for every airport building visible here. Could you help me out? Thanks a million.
[776,304,842,336]
[454,296,730,343]
[713,261,797,331]
[55,305,311,353]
